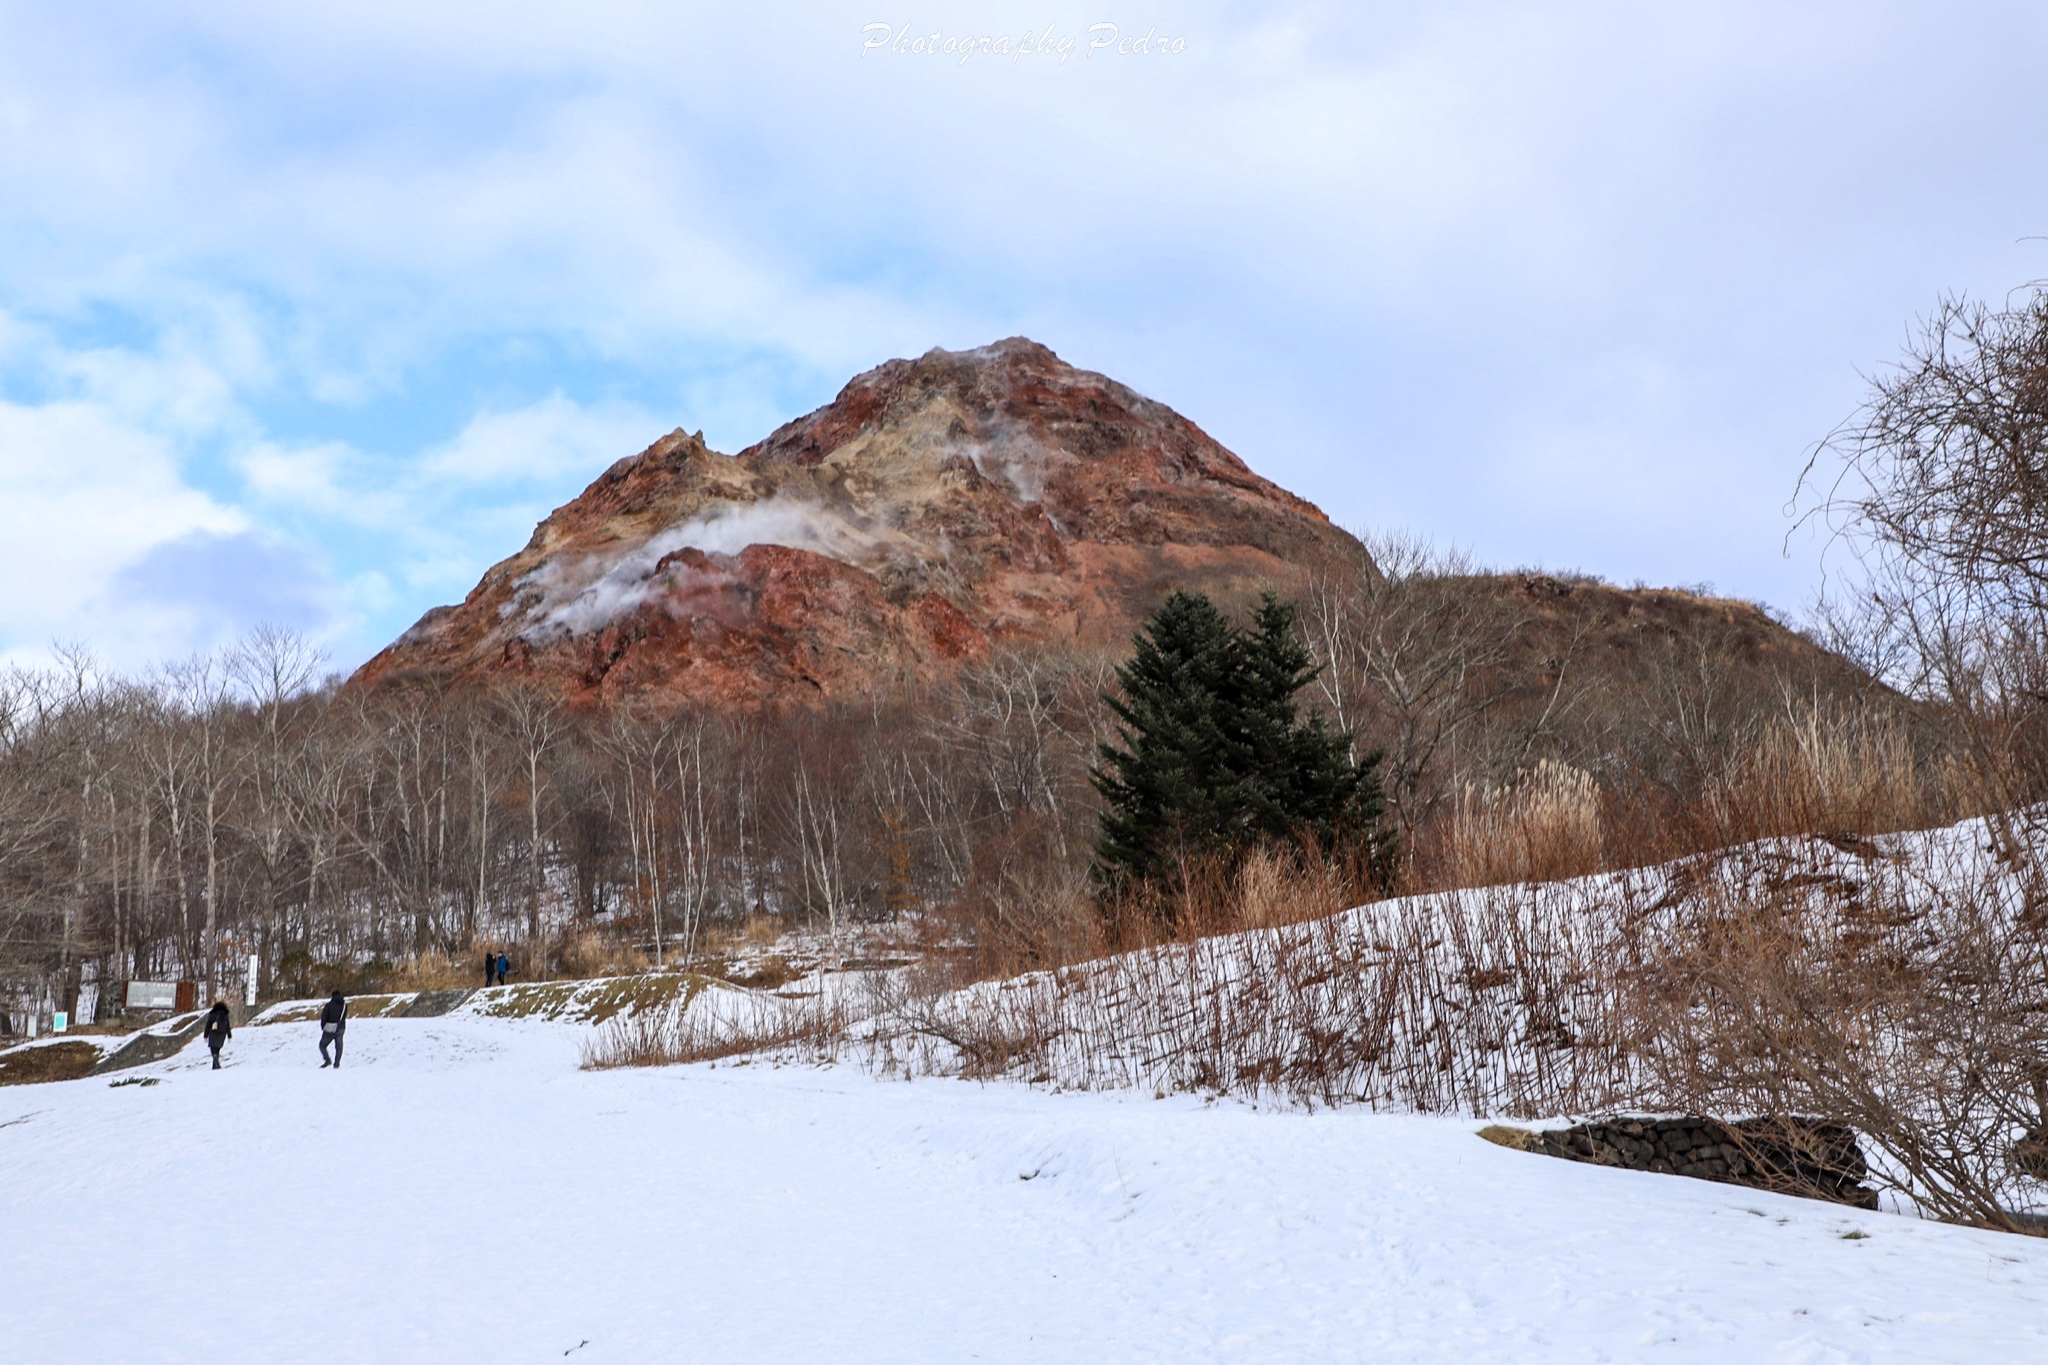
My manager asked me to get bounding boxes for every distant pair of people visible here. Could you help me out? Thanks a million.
[203,996,340,1070]
[202,991,349,1069]
[483,950,512,987]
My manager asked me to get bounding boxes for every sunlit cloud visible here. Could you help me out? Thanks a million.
[0,397,246,668]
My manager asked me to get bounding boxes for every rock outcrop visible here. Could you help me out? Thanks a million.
[1486,1115,1881,1209]
[351,338,1360,707]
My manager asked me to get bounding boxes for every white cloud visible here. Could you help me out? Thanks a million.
[0,398,245,666]
[1,0,2047,670]
[423,394,658,485]
[239,439,371,514]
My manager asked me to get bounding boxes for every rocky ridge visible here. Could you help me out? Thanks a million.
[351,338,1360,707]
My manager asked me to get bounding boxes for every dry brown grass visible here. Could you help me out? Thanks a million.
[382,955,488,993]
[367,932,671,996]
[1705,709,1956,845]
[553,931,657,980]
[1400,706,1970,899]
[579,990,848,1069]
[1439,760,1607,888]
[694,915,786,957]
[719,954,799,990]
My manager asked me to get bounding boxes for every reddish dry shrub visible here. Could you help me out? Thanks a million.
[935,812,1102,981]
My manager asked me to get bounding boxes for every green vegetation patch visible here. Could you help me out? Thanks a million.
[474,973,703,1025]
[473,982,583,1021]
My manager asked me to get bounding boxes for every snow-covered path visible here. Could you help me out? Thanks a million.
[4,1012,2047,1364]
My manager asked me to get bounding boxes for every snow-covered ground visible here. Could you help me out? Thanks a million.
[5,1007,2048,1363]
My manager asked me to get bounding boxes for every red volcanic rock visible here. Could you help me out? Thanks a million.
[351,339,1363,708]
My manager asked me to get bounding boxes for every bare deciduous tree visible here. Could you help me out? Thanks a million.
[1799,281,2048,822]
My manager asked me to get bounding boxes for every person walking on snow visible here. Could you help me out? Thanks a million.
[484,949,498,987]
[203,1000,232,1070]
[318,990,347,1068]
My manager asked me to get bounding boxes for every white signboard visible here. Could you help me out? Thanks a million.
[125,981,178,1011]
[246,954,259,1007]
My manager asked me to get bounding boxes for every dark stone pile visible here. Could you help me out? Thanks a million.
[89,1014,207,1076]
[1536,1116,1880,1209]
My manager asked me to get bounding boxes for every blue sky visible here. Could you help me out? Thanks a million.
[3,1,2047,673]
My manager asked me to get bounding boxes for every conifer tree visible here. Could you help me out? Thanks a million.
[1238,594,1384,847]
[1090,592,1250,884]
[1090,590,1387,892]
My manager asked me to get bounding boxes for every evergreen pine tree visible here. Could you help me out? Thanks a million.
[1089,591,1250,886]
[1091,589,1388,893]
[1239,594,1384,847]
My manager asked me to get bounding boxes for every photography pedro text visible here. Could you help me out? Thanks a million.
[861,22,1187,65]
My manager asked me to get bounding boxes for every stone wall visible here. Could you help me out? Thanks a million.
[1532,1116,1880,1209]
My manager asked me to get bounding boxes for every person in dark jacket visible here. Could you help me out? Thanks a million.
[203,1000,232,1070]
[483,949,498,987]
[318,990,347,1068]
[495,951,511,985]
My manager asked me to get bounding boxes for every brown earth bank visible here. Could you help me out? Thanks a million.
[0,1040,100,1086]
[351,338,1363,708]
[1443,571,1882,729]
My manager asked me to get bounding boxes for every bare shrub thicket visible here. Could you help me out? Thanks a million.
[0,635,1113,1031]
[580,988,849,1069]
[1630,818,2048,1232]
[1304,533,1963,897]
[865,871,1642,1114]
[1695,277,2048,1231]
[1800,281,2048,827]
